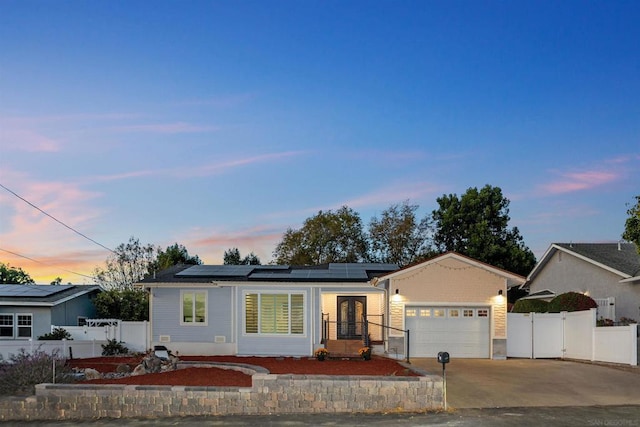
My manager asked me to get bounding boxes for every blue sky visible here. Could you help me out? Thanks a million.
[1,1,638,283]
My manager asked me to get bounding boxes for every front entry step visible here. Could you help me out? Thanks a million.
[325,339,363,358]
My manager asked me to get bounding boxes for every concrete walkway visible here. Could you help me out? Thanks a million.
[410,358,640,409]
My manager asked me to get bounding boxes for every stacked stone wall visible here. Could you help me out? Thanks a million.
[0,373,443,420]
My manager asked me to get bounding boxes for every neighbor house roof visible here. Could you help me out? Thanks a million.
[140,263,400,285]
[524,242,640,288]
[0,284,101,307]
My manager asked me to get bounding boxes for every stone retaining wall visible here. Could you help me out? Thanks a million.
[0,373,443,420]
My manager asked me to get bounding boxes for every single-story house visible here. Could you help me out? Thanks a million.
[0,284,102,340]
[522,242,640,322]
[375,252,525,360]
[139,263,398,357]
[139,252,525,360]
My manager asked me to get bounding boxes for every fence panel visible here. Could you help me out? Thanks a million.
[593,324,638,366]
[0,339,107,360]
[564,310,595,360]
[506,313,533,358]
[532,312,563,358]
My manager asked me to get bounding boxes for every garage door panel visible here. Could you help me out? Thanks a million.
[407,306,490,358]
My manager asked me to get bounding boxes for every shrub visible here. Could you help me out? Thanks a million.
[547,292,598,313]
[101,339,129,356]
[0,348,74,395]
[38,327,73,340]
[512,299,549,313]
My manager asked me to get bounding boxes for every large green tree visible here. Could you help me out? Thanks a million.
[93,236,157,290]
[223,248,261,265]
[155,243,202,270]
[368,201,435,267]
[273,206,369,265]
[0,263,35,284]
[431,185,536,276]
[622,195,640,251]
[93,288,149,321]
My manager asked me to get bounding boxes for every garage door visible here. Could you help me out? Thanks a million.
[405,306,490,358]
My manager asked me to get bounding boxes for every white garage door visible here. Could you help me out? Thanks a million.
[405,306,490,358]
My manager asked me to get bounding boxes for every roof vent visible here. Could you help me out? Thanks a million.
[618,241,621,251]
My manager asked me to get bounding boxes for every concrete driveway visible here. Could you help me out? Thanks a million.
[411,358,640,409]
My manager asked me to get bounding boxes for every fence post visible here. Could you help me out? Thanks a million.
[406,329,410,364]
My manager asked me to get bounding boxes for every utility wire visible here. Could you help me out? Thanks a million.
[0,247,96,281]
[0,182,114,253]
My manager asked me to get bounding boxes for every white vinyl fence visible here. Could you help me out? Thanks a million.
[0,339,106,360]
[507,308,638,366]
[0,320,150,361]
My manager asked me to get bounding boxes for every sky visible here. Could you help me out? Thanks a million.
[1,1,638,284]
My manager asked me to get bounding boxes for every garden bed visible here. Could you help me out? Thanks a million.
[70,355,418,386]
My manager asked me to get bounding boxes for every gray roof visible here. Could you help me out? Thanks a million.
[0,284,102,305]
[140,263,400,284]
[525,242,640,287]
[554,243,640,277]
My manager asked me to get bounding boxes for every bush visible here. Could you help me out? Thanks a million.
[101,339,129,356]
[0,349,74,395]
[547,292,598,313]
[38,327,73,340]
[512,299,549,313]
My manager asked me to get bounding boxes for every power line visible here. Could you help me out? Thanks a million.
[0,247,96,281]
[0,182,114,253]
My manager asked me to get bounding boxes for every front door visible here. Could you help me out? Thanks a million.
[337,296,366,339]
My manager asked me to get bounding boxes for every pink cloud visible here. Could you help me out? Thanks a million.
[538,170,620,195]
[1,129,61,152]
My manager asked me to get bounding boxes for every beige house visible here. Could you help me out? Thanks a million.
[377,252,526,359]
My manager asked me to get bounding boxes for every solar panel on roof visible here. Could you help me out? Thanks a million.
[0,285,72,298]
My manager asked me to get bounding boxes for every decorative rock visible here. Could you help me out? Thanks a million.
[131,364,146,376]
[116,364,131,374]
[83,368,101,380]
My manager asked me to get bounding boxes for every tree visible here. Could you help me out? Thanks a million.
[155,243,202,271]
[273,206,369,265]
[224,248,261,265]
[368,201,435,267]
[431,185,536,276]
[622,195,640,251]
[0,263,34,284]
[93,236,157,290]
[93,289,149,321]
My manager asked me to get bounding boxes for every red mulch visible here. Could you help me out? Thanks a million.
[70,355,418,387]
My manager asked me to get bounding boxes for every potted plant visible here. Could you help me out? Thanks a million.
[314,348,328,361]
[359,347,371,360]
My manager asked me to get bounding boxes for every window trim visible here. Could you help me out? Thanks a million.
[243,291,306,336]
[16,313,33,339]
[180,290,208,326]
[0,314,14,339]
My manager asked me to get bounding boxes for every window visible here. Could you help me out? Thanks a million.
[433,309,445,317]
[477,309,489,317]
[449,309,459,318]
[463,309,474,317]
[420,309,431,317]
[406,309,417,317]
[181,291,207,325]
[16,314,32,338]
[0,314,13,338]
[245,293,304,335]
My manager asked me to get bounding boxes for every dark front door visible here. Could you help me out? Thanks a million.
[337,296,366,339]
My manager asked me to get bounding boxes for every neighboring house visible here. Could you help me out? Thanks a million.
[375,252,525,360]
[0,284,102,340]
[139,253,525,360]
[523,242,640,322]
[138,263,398,357]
